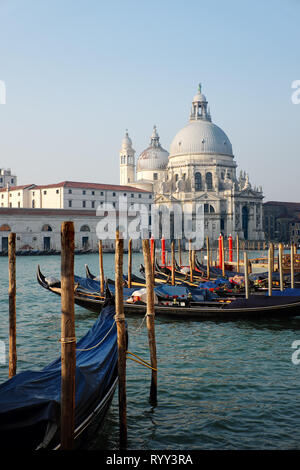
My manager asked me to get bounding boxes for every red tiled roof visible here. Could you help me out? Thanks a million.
[0,184,36,192]
[34,181,151,192]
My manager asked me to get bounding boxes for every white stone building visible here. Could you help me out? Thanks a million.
[0,182,153,253]
[120,84,264,242]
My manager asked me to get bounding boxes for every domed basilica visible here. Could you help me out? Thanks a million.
[119,85,264,241]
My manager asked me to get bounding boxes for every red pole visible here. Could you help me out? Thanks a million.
[150,235,155,264]
[228,234,233,262]
[218,234,223,269]
[161,237,166,266]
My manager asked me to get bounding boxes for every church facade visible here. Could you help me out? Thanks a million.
[120,84,265,242]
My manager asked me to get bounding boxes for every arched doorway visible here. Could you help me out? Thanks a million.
[242,206,249,240]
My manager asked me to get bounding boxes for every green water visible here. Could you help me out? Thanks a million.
[0,252,300,450]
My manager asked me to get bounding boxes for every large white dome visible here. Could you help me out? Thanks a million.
[169,119,233,157]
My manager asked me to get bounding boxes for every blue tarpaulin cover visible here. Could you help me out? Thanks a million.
[74,275,137,299]
[0,302,118,448]
[267,288,300,296]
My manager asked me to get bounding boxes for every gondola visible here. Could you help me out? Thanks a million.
[0,297,121,449]
[37,266,300,320]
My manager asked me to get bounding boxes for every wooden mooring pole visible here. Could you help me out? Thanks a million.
[8,232,17,378]
[98,239,104,295]
[60,221,76,450]
[127,238,132,288]
[279,243,284,292]
[236,234,240,273]
[291,242,295,289]
[171,240,175,286]
[244,251,249,299]
[142,238,158,406]
[268,244,273,297]
[115,230,127,448]
[206,236,210,280]
[189,240,193,283]
[178,239,182,268]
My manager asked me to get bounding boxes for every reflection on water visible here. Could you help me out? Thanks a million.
[0,253,300,450]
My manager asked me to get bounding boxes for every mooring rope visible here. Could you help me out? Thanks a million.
[126,351,157,371]
[75,320,116,351]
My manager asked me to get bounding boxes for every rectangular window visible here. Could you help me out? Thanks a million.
[83,190,86,195]
[153,173,158,180]
[11,179,14,184]
[91,191,95,196]
[138,194,141,198]
[68,189,72,194]
[91,201,95,208]
[113,192,116,197]
[100,192,104,196]
[68,200,72,207]
[43,190,47,195]
[18,201,20,208]
[82,201,86,208]
[56,189,59,194]
[149,194,152,199]
[131,193,134,198]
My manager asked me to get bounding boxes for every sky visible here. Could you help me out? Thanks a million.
[0,0,299,201]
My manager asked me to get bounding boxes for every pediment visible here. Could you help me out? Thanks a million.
[193,192,222,202]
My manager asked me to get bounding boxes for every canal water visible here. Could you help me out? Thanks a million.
[0,252,300,450]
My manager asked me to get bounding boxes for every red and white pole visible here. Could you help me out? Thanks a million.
[228,234,233,263]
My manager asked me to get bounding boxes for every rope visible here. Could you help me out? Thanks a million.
[76,320,116,351]
[126,351,157,371]
[130,312,147,336]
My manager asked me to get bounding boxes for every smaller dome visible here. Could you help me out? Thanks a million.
[137,126,169,171]
[193,91,207,103]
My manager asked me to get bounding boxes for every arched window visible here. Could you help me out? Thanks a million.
[42,224,52,232]
[0,224,11,231]
[206,172,213,190]
[195,172,202,191]
[80,225,90,232]
[204,204,215,214]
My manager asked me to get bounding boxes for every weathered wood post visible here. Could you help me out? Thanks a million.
[189,239,193,283]
[178,239,182,268]
[221,235,225,277]
[127,238,132,288]
[115,230,127,447]
[235,237,239,272]
[171,240,175,286]
[268,244,273,297]
[8,232,17,378]
[60,221,76,450]
[142,238,158,405]
[279,242,284,292]
[151,237,155,277]
[98,239,104,295]
[244,251,249,299]
[270,242,274,273]
[206,236,210,280]
[291,242,295,289]
[192,249,196,273]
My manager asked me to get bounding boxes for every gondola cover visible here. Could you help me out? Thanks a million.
[0,301,119,449]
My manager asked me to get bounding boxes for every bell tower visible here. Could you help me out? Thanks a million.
[119,130,135,185]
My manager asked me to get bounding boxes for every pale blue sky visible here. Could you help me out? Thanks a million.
[0,0,299,201]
